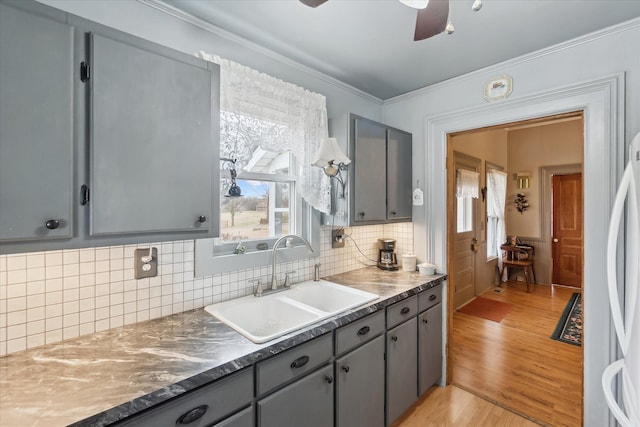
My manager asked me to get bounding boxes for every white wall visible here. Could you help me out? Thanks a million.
[382,18,640,427]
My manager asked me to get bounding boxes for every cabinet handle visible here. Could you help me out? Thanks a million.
[341,366,350,373]
[359,212,365,218]
[400,307,411,315]
[357,326,370,336]
[422,319,429,324]
[390,211,397,216]
[197,215,207,223]
[391,336,398,342]
[80,185,89,206]
[325,376,333,384]
[45,219,60,230]
[290,355,310,369]
[176,404,208,424]
[429,294,437,301]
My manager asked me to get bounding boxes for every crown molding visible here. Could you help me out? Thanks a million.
[385,17,640,105]
[137,0,383,105]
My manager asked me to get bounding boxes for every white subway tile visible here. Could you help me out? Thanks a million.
[45,251,63,266]
[7,338,26,354]
[27,333,45,349]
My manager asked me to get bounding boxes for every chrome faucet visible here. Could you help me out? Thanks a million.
[271,234,314,291]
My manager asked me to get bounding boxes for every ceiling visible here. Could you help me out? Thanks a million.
[162,0,640,100]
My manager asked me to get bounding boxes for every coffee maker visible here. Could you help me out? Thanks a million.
[377,238,399,271]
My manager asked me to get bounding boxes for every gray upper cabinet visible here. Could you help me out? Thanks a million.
[353,118,387,223]
[0,0,220,254]
[387,128,413,221]
[0,2,74,243]
[90,33,215,236]
[325,113,412,227]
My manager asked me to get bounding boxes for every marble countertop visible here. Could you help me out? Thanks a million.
[0,267,445,427]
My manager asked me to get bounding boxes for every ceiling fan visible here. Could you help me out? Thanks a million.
[299,0,482,41]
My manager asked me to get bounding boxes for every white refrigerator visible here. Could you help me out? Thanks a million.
[603,131,640,426]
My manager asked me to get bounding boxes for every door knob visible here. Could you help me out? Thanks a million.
[553,238,559,243]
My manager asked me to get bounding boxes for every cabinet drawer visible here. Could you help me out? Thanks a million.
[386,295,418,329]
[418,285,442,313]
[116,368,252,427]
[257,364,334,427]
[256,333,332,396]
[335,310,384,356]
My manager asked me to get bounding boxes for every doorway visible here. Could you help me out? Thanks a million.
[446,113,585,423]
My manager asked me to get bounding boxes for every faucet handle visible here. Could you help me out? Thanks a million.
[249,278,264,297]
[283,271,296,287]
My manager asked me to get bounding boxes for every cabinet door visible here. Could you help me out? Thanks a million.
[0,2,73,242]
[336,335,384,427]
[387,128,412,221]
[352,117,387,223]
[419,303,443,395]
[213,406,253,427]
[257,364,334,427]
[90,33,215,236]
[386,317,418,425]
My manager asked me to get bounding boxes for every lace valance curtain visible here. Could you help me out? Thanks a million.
[456,169,480,198]
[196,51,332,213]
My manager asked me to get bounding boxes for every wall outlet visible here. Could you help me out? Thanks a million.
[134,248,158,279]
[331,228,345,248]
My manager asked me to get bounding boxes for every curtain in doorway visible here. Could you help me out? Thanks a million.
[487,170,508,270]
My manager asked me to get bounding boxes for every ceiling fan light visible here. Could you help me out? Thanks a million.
[399,0,429,9]
[445,21,455,34]
[472,0,483,12]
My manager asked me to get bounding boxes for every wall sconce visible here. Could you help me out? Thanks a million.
[516,171,531,189]
[312,137,351,198]
[220,157,242,198]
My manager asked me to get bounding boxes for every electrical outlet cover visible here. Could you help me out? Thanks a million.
[134,248,158,279]
[331,229,345,248]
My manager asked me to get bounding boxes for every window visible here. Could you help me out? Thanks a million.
[194,53,328,276]
[456,196,473,233]
[486,166,507,259]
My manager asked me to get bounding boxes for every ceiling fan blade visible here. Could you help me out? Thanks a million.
[299,0,328,7]
[414,0,449,41]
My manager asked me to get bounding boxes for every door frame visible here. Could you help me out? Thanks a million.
[423,74,624,426]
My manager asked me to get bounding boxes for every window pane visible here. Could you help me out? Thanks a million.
[457,196,473,233]
[220,179,293,242]
[487,216,498,257]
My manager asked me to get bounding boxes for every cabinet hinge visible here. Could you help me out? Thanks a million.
[80,185,90,206]
[80,62,90,82]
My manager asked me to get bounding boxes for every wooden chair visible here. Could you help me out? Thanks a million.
[499,244,536,292]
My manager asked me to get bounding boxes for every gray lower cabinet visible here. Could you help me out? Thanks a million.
[115,368,253,427]
[386,317,418,425]
[213,406,253,427]
[0,0,74,243]
[257,364,334,427]
[418,303,443,396]
[336,335,385,427]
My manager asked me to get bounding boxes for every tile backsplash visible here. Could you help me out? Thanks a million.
[0,223,412,357]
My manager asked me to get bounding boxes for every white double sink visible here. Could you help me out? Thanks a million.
[204,280,379,343]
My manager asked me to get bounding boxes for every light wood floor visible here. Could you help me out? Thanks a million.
[451,282,583,427]
[394,385,541,427]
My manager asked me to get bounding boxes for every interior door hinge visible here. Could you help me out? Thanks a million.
[80,62,90,82]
